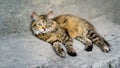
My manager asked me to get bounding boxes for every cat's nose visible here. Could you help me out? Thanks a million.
[42,27,46,31]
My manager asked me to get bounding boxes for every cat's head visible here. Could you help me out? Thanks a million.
[31,11,56,34]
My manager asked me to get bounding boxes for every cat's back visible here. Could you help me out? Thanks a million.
[53,14,95,38]
[53,14,79,23]
[54,14,94,30]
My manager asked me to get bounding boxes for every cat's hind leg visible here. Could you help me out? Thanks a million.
[76,36,93,51]
[51,40,66,58]
[87,30,110,53]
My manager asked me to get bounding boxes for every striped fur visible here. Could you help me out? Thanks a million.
[31,11,110,58]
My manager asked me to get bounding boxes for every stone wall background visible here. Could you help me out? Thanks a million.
[0,0,120,68]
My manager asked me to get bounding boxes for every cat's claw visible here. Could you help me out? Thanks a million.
[59,52,66,58]
[102,46,110,53]
[57,49,66,58]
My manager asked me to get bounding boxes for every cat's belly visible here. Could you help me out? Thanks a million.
[67,28,80,39]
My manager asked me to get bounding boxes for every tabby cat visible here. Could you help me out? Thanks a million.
[31,11,110,58]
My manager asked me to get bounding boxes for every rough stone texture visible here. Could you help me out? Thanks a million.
[0,0,120,68]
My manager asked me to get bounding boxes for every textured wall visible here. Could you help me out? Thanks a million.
[0,0,120,68]
[0,0,120,36]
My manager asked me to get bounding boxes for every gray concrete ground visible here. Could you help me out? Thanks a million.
[0,0,120,68]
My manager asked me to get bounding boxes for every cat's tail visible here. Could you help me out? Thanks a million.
[87,30,110,53]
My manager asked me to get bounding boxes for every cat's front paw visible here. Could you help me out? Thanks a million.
[67,48,77,56]
[57,48,66,58]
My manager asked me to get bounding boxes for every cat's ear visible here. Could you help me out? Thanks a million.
[47,10,54,19]
[31,11,39,21]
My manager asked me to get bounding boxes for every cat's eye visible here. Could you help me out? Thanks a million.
[46,24,50,27]
[36,24,39,26]
[35,23,41,26]
[49,22,53,25]
[38,23,41,26]
[48,23,51,26]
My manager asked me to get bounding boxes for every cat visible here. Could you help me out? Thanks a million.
[31,11,110,58]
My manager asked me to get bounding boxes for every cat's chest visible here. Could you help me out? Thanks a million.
[36,33,51,41]
[36,28,65,42]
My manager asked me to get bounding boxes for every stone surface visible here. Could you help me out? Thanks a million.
[0,0,120,68]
